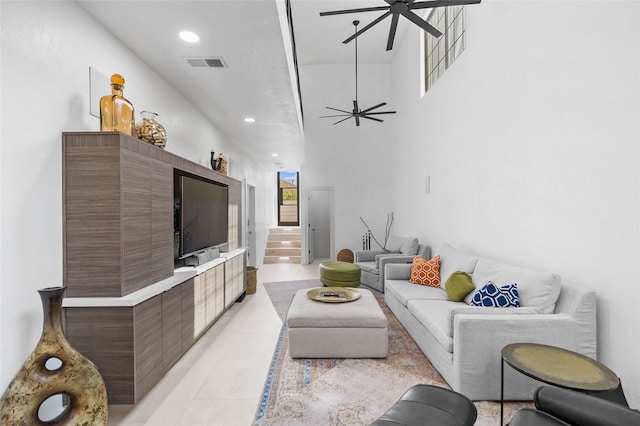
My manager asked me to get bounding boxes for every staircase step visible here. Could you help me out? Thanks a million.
[264,255,301,264]
[263,227,302,264]
[267,240,301,248]
[265,247,301,256]
[269,227,301,235]
[268,233,301,242]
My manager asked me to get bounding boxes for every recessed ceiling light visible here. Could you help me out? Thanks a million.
[271,153,279,157]
[244,117,256,123]
[179,31,199,43]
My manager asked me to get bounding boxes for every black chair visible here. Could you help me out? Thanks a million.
[584,381,629,406]
[509,385,640,426]
[369,384,477,426]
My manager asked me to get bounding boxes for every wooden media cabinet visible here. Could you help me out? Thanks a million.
[61,132,246,403]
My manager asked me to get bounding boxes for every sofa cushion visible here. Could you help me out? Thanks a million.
[409,255,441,287]
[438,243,479,290]
[385,279,447,307]
[467,258,561,313]
[446,305,541,337]
[445,271,476,302]
[407,300,454,353]
[470,282,520,307]
[358,261,378,275]
[386,236,420,255]
[407,299,542,349]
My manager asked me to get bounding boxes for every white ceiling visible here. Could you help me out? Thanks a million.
[292,0,412,65]
[78,0,413,170]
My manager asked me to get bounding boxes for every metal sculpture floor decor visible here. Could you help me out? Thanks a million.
[321,0,482,51]
[0,287,107,425]
[320,21,396,126]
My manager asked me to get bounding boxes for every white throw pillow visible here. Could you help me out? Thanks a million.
[467,257,561,314]
[438,242,479,290]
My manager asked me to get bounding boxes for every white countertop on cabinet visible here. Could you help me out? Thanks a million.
[63,248,246,308]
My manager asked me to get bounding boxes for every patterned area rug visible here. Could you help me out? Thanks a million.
[254,280,530,425]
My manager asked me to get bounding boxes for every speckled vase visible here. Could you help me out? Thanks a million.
[0,287,107,425]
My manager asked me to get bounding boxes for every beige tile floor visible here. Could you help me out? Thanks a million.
[107,262,320,426]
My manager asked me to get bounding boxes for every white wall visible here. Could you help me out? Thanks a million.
[388,1,640,405]
[299,63,396,257]
[0,1,275,391]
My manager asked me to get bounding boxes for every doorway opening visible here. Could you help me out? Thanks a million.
[307,187,333,264]
[277,171,299,226]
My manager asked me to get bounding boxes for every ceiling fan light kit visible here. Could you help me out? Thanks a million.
[320,20,397,127]
[320,0,482,51]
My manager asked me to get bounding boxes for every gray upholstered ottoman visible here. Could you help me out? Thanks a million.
[287,287,388,358]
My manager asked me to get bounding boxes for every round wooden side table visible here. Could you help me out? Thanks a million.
[500,342,620,426]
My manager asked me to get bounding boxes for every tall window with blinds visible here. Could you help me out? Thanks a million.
[424,5,466,92]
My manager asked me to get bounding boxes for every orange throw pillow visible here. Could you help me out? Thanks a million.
[409,255,441,287]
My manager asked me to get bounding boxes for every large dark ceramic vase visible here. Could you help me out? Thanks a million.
[0,287,107,425]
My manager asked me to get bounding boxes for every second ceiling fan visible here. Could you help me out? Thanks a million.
[320,20,397,126]
[320,0,482,51]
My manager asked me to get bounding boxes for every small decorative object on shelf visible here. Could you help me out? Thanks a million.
[0,287,108,425]
[99,73,135,136]
[135,111,167,149]
[210,150,217,171]
[213,152,228,175]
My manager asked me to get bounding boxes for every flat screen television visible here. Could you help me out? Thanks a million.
[178,174,229,259]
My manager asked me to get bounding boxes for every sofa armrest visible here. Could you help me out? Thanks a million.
[377,255,414,280]
[376,254,414,266]
[448,307,541,336]
[384,263,413,280]
[356,250,384,262]
[456,313,596,355]
[535,386,640,426]
[456,313,596,360]
[453,314,597,400]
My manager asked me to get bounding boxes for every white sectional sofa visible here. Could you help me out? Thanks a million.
[384,242,597,401]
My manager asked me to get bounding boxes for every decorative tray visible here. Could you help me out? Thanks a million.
[307,287,360,303]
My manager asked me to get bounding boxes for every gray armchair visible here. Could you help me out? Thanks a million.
[355,236,430,292]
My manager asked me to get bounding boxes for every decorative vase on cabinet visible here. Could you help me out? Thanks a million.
[99,73,135,136]
[0,287,108,425]
[135,111,167,149]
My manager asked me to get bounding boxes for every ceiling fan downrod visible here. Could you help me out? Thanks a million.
[354,20,359,113]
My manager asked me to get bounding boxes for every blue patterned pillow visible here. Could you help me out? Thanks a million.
[470,281,520,307]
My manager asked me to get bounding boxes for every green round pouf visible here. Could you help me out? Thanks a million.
[319,261,361,287]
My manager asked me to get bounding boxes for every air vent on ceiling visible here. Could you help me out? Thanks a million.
[185,57,227,68]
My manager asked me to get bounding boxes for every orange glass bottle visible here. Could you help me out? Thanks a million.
[99,74,135,136]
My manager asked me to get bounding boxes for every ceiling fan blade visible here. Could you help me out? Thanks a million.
[364,111,397,115]
[320,114,352,118]
[320,5,389,17]
[355,115,361,126]
[362,115,384,123]
[333,116,354,125]
[361,102,387,113]
[409,0,482,10]
[386,13,400,50]
[401,9,442,37]
[343,11,392,44]
[326,106,352,114]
